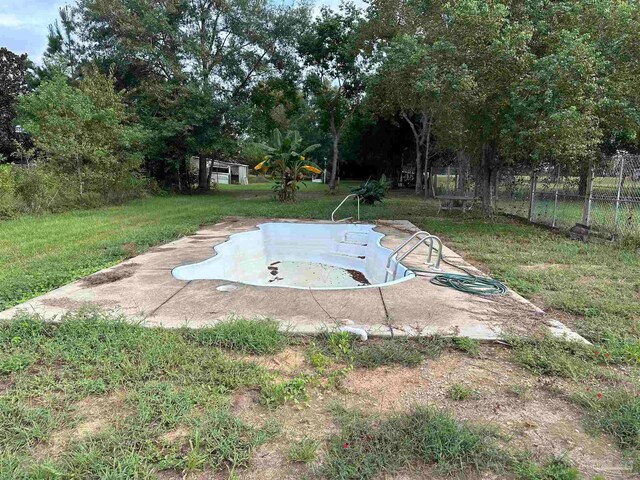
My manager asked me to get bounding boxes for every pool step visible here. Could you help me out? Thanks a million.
[336,241,367,259]
[342,232,368,246]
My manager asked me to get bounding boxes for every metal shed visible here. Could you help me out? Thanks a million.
[191,158,249,185]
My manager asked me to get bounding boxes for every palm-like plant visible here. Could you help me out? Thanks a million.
[254,129,321,202]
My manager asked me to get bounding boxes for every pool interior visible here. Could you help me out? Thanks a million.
[172,222,414,289]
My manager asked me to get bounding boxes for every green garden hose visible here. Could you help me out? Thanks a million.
[429,272,507,296]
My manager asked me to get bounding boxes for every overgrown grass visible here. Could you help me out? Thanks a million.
[319,405,580,480]
[506,334,599,380]
[2,184,640,466]
[574,388,640,451]
[314,332,482,370]
[0,310,276,477]
[184,317,287,355]
[320,405,503,479]
[350,340,424,368]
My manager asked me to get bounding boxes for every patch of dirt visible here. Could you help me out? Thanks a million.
[346,268,370,285]
[159,426,190,444]
[577,275,597,285]
[340,347,636,479]
[233,389,343,480]
[521,263,566,271]
[268,263,279,276]
[0,378,12,395]
[40,298,119,310]
[239,348,308,376]
[156,470,226,480]
[80,263,140,287]
[33,392,126,460]
[231,389,261,415]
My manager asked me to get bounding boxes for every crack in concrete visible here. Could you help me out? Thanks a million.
[147,281,192,318]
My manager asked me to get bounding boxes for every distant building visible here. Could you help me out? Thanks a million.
[190,157,249,185]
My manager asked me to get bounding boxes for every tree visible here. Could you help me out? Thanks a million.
[17,66,147,197]
[298,3,365,192]
[254,129,321,202]
[0,48,28,160]
[45,0,309,191]
[366,34,474,196]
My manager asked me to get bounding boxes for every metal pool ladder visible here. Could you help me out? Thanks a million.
[331,194,360,222]
[384,231,443,282]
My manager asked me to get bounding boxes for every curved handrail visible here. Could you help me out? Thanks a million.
[331,194,360,223]
[384,231,443,281]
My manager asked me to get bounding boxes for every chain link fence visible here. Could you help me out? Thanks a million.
[434,153,640,242]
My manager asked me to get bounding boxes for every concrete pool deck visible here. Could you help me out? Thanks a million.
[0,217,585,341]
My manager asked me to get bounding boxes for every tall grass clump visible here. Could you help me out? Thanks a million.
[184,317,287,355]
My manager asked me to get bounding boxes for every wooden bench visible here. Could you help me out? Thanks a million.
[436,195,477,213]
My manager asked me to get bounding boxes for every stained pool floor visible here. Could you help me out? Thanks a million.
[0,217,584,341]
[263,261,370,288]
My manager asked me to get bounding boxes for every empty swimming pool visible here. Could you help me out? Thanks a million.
[171,222,415,289]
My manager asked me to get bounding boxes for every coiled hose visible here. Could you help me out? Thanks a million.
[415,256,507,296]
[430,272,507,295]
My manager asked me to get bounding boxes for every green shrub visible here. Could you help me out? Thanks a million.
[0,164,17,218]
[14,166,62,213]
[351,175,390,205]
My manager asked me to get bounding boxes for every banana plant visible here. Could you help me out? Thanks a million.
[254,129,321,202]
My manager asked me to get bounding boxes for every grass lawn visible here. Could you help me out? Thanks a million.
[1,184,640,478]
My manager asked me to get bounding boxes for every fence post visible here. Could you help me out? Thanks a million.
[581,159,594,227]
[613,155,625,236]
[552,166,560,228]
[528,170,537,222]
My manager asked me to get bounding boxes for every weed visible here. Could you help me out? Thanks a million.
[307,348,331,372]
[413,334,450,359]
[507,335,596,379]
[507,383,533,401]
[0,311,274,477]
[450,337,481,357]
[260,374,310,408]
[448,383,479,401]
[574,387,640,450]
[513,455,580,480]
[287,437,319,463]
[185,317,287,355]
[326,331,352,357]
[350,340,424,368]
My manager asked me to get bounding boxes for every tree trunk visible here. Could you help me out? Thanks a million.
[401,112,423,194]
[198,156,209,192]
[206,158,213,190]
[423,118,433,199]
[179,157,191,193]
[456,151,470,193]
[477,143,497,215]
[329,109,340,193]
[578,160,590,196]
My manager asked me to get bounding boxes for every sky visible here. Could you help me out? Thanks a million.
[0,0,70,63]
[0,0,348,65]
